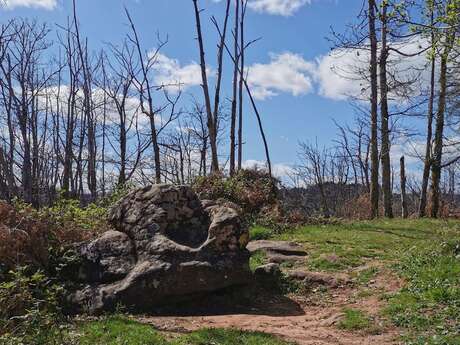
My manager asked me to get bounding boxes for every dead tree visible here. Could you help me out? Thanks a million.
[400,156,408,218]
[368,0,380,218]
[192,0,219,172]
[125,9,165,183]
[237,0,248,171]
[73,0,97,200]
[418,2,437,217]
[298,141,331,218]
[379,2,393,218]
[228,0,239,176]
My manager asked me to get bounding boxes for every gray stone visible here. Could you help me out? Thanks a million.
[69,185,250,314]
[247,240,307,265]
[75,230,136,283]
[253,263,282,286]
[247,240,307,256]
[287,270,349,288]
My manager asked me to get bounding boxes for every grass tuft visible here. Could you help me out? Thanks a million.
[70,316,292,345]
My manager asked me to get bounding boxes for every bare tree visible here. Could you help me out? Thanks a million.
[298,141,330,218]
[400,156,408,218]
[365,0,380,218]
[379,2,393,218]
[192,0,220,172]
[429,0,459,218]
[418,1,437,217]
[229,0,239,176]
[237,0,248,171]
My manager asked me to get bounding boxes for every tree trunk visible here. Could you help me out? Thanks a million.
[237,1,246,171]
[368,0,379,218]
[379,3,393,218]
[238,0,246,172]
[193,0,219,173]
[229,0,239,176]
[243,78,272,177]
[400,156,408,219]
[419,7,436,218]
[430,49,450,218]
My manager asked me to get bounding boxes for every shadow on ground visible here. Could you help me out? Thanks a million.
[141,283,305,318]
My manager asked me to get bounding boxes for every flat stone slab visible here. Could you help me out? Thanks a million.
[247,240,307,257]
[287,270,350,288]
[266,253,307,264]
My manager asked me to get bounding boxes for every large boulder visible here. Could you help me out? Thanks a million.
[68,185,251,314]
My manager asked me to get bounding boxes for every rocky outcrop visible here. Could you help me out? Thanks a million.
[68,185,251,314]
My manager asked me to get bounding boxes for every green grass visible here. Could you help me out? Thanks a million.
[338,308,372,331]
[174,328,292,345]
[355,267,379,285]
[249,225,274,240]
[384,241,460,344]
[70,316,291,345]
[73,316,168,345]
[250,218,460,344]
[249,250,267,271]
[273,219,460,271]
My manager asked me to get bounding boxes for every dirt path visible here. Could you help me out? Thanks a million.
[138,265,403,345]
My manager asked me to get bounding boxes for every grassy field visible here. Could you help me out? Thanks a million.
[47,219,460,344]
[252,218,460,344]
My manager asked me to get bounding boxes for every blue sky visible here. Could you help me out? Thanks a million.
[1,0,426,176]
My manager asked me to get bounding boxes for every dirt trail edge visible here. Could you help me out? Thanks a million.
[138,265,403,345]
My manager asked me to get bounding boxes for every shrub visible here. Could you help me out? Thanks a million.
[0,267,66,345]
[38,197,110,233]
[193,169,281,221]
[339,194,372,220]
[0,197,110,275]
[0,202,51,271]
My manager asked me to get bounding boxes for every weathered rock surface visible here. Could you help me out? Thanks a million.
[247,240,307,264]
[253,263,282,286]
[68,185,251,314]
[287,270,350,288]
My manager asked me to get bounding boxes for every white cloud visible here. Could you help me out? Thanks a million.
[314,36,431,101]
[247,52,315,100]
[152,53,204,91]
[2,0,57,10]
[243,159,294,179]
[247,0,310,16]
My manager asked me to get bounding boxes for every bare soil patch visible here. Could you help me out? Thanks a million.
[138,263,404,345]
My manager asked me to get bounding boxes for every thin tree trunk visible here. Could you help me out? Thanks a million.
[243,78,272,177]
[230,0,240,176]
[419,7,436,218]
[73,0,97,200]
[430,48,450,218]
[400,156,408,218]
[125,9,162,183]
[368,0,379,218]
[237,0,246,172]
[379,3,393,218]
[193,0,219,172]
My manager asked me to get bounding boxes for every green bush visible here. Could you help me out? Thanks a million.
[0,267,66,345]
[38,198,109,232]
[193,169,281,222]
